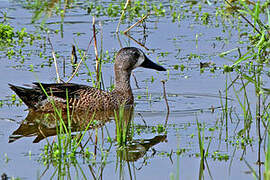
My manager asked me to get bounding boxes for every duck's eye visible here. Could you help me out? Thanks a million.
[133,51,140,59]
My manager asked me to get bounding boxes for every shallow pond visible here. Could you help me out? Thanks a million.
[0,0,269,179]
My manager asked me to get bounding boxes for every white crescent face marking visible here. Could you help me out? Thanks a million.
[133,49,145,69]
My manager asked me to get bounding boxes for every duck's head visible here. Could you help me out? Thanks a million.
[114,47,166,73]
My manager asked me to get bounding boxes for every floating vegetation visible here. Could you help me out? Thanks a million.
[0,23,37,48]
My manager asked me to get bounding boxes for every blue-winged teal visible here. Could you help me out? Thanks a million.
[9,47,166,112]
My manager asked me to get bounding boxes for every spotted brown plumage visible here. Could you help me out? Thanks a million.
[9,47,166,112]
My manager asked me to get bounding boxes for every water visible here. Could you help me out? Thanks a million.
[0,0,269,179]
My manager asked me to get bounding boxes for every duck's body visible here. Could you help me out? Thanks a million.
[9,47,166,112]
[10,82,133,112]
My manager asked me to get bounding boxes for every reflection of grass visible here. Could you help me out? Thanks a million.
[41,111,94,155]
[115,105,131,147]
[196,118,216,179]
[38,85,96,179]
[116,148,135,180]
[40,115,95,179]
[169,140,180,180]
[265,133,270,180]
[225,62,269,179]
[219,74,229,140]
[196,119,205,160]
[222,1,270,175]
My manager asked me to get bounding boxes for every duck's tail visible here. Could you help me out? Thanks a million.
[9,84,40,109]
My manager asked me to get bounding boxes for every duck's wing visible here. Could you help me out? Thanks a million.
[9,82,93,110]
[32,82,91,98]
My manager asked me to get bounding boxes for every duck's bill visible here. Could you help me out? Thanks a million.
[141,56,166,71]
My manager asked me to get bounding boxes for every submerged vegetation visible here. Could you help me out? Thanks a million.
[0,0,269,179]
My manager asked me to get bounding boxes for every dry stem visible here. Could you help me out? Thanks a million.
[47,35,61,83]
[92,17,100,86]
[116,0,131,33]
[161,80,170,112]
[124,33,149,51]
[161,80,170,126]
[123,13,150,34]
[132,73,140,89]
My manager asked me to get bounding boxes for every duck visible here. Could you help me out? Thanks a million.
[9,47,166,112]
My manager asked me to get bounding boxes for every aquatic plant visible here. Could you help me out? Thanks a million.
[0,24,37,48]
[114,105,133,147]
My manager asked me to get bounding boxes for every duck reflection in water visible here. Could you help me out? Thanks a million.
[9,108,167,162]
[9,108,132,143]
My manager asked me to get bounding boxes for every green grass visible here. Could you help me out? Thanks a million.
[115,105,133,147]
[36,84,96,179]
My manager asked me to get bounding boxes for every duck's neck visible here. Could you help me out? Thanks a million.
[114,68,133,99]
